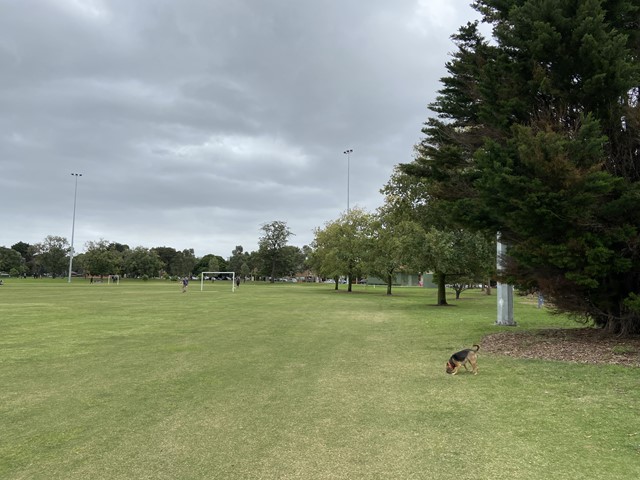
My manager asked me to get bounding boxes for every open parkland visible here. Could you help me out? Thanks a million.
[1,278,638,479]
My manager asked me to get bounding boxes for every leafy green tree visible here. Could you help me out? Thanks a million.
[10,242,34,274]
[170,249,197,277]
[10,241,30,258]
[228,246,251,275]
[279,245,306,277]
[208,256,221,273]
[258,221,293,282]
[382,168,494,303]
[151,246,178,274]
[311,208,372,292]
[403,0,640,333]
[300,245,314,277]
[246,251,261,280]
[311,222,344,289]
[33,236,69,277]
[83,240,124,276]
[108,242,129,253]
[193,254,227,276]
[417,229,494,306]
[0,247,24,275]
[123,247,164,278]
[240,262,251,280]
[365,215,423,296]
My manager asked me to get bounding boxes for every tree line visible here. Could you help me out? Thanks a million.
[1,211,495,306]
[0,221,309,282]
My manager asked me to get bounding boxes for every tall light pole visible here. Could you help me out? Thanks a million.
[68,173,82,283]
[343,149,352,212]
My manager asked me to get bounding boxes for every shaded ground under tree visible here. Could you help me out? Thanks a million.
[482,328,640,368]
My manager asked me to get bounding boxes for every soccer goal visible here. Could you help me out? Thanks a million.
[200,272,236,292]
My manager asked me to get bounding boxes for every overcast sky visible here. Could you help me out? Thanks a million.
[0,0,483,258]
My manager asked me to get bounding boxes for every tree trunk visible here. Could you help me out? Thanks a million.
[270,259,276,283]
[386,273,392,296]
[436,272,447,305]
[334,275,339,291]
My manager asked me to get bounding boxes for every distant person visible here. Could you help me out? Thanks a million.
[537,293,544,309]
[235,276,240,288]
[182,276,189,293]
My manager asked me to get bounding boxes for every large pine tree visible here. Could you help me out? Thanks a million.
[403,0,640,334]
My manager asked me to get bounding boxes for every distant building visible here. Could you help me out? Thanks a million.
[366,273,437,288]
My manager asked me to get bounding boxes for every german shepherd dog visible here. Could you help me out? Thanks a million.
[445,345,480,375]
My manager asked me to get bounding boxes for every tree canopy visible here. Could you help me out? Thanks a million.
[402,0,640,334]
[258,220,294,282]
[311,208,372,292]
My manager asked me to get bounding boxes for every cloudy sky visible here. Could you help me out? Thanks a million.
[1,0,483,258]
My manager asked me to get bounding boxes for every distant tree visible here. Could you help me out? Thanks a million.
[413,228,494,306]
[228,245,250,275]
[0,247,24,275]
[170,249,197,277]
[258,221,293,282]
[122,247,163,278]
[279,245,306,277]
[33,236,69,277]
[300,245,314,276]
[381,168,494,302]
[310,222,343,289]
[246,251,261,280]
[365,215,423,296]
[151,246,178,274]
[11,241,33,273]
[84,240,124,276]
[10,241,30,257]
[208,256,220,273]
[449,276,480,300]
[108,242,130,253]
[240,262,251,279]
[192,254,226,276]
[312,208,372,292]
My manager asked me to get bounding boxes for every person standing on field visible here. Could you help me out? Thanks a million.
[181,276,189,293]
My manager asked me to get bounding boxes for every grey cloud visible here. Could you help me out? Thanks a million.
[0,0,481,256]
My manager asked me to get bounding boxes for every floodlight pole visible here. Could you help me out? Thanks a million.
[68,173,82,283]
[343,149,352,212]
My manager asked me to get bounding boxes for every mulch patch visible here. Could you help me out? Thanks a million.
[482,328,640,367]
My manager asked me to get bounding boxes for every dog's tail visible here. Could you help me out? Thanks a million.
[473,344,480,351]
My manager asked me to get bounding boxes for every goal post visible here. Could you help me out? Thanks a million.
[200,272,236,292]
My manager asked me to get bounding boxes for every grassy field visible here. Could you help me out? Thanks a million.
[1,279,638,479]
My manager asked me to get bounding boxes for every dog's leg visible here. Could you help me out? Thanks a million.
[469,357,478,375]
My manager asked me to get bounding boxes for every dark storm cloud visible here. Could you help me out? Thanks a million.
[0,0,481,256]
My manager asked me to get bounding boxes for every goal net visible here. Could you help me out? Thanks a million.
[200,272,236,292]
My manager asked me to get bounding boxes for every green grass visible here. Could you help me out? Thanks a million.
[1,279,638,479]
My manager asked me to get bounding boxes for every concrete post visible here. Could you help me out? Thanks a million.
[496,233,516,326]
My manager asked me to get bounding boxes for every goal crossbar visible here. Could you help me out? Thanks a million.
[200,272,236,292]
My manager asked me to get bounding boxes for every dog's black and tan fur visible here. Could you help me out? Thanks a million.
[445,345,480,375]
